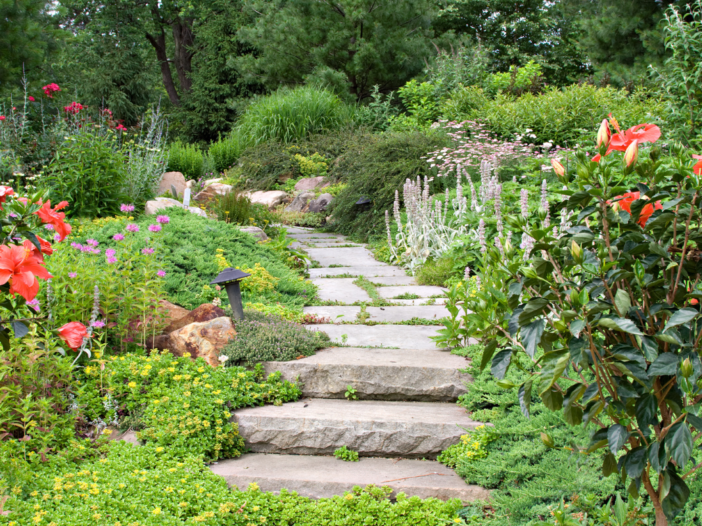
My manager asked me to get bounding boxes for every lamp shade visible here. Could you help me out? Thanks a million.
[210,267,251,285]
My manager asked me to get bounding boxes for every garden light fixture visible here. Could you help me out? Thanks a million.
[210,267,251,320]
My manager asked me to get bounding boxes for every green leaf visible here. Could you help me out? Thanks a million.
[641,336,659,362]
[614,289,631,316]
[662,470,690,520]
[518,298,549,325]
[665,308,699,332]
[603,452,618,477]
[667,423,693,468]
[518,381,532,418]
[608,424,629,453]
[563,404,583,426]
[569,319,585,338]
[614,493,627,526]
[10,320,28,338]
[686,413,702,432]
[623,447,647,479]
[491,349,512,380]
[597,317,643,335]
[520,319,545,359]
[540,386,564,410]
[648,353,679,376]
[635,394,658,429]
[480,340,498,371]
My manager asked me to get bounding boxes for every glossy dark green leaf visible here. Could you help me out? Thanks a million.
[667,423,693,468]
[10,320,29,338]
[491,349,512,380]
[623,447,647,479]
[563,404,583,426]
[608,424,629,454]
[648,353,679,377]
[508,307,524,337]
[641,336,659,362]
[665,308,699,332]
[597,317,643,335]
[480,340,498,371]
[635,394,658,429]
[518,298,549,325]
[0,329,9,350]
[648,441,664,473]
[521,319,545,359]
[662,470,690,520]
[540,386,564,410]
[569,319,585,337]
[518,381,532,418]
[686,413,702,433]
[603,451,618,476]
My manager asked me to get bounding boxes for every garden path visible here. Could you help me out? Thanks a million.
[211,227,488,503]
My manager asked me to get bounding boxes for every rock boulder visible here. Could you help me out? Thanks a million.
[285,191,315,213]
[159,300,190,326]
[163,303,227,334]
[168,317,236,367]
[239,226,268,241]
[144,197,207,218]
[245,190,289,209]
[158,172,187,197]
[294,176,327,192]
[194,183,233,202]
[308,193,333,213]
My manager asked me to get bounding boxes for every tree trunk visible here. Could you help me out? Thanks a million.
[642,470,668,526]
[145,27,181,106]
[172,17,195,95]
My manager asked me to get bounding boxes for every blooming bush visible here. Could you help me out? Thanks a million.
[437,425,496,468]
[78,350,301,460]
[437,117,702,524]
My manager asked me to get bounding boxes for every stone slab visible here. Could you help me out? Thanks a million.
[288,233,342,240]
[311,279,370,303]
[306,242,364,248]
[378,285,448,300]
[264,346,469,401]
[211,453,489,502]
[305,324,445,350]
[309,266,406,278]
[306,247,378,267]
[303,306,361,322]
[391,298,448,305]
[368,276,417,286]
[234,398,481,457]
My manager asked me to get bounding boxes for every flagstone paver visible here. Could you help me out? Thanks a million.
[213,229,485,503]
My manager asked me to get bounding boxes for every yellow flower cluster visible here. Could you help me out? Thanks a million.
[237,263,279,294]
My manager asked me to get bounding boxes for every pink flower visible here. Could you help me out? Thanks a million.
[63,102,84,114]
[157,270,166,277]
[0,116,5,122]
[26,299,40,312]
[44,224,54,231]
[54,233,61,242]
[105,248,116,257]
[107,256,117,264]
[126,224,139,233]
[28,96,35,102]
[156,215,170,224]
[142,248,155,255]
[68,272,77,278]
[42,83,61,98]
[71,243,82,250]
[120,203,135,213]
[90,320,105,328]
[115,124,127,132]
[113,233,124,241]
[86,239,98,247]
[148,224,161,233]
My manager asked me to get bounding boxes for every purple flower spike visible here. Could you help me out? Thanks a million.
[156,215,170,224]
[126,224,139,233]
[113,233,125,241]
[148,224,161,233]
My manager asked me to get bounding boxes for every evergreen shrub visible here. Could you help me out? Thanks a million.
[167,140,204,179]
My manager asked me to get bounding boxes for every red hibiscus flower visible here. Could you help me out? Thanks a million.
[0,241,52,301]
[28,235,54,262]
[592,120,661,162]
[35,200,71,241]
[0,186,14,210]
[693,154,702,176]
[58,321,89,351]
[609,191,662,227]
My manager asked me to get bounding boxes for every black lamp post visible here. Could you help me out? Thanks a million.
[210,268,251,320]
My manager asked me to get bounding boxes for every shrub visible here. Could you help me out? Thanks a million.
[439,85,490,121]
[0,441,464,526]
[477,84,665,147]
[222,310,330,366]
[327,131,451,241]
[72,208,314,310]
[78,351,301,460]
[415,256,455,287]
[236,85,356,145]
[166,140,204,179]
[208,131,249,173]
[212,190,274,229]
[44,131,126,217]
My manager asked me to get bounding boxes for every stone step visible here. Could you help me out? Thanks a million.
[311,278,370,303]
[309,266,406,278]
[306,242,364,248]
[304,305,450,323]
[211,453,489,503]
[391,297,448,305]
[306,247,379,267]
[233,398,481,458]
[367,276,417,286]
[378,285,448,300]
[264,347,469,401]
[306,324,445,350]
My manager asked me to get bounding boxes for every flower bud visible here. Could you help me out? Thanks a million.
[624,140,639,167]
[541,432,555,448]
[681,357,694,379]
[550,159,565,178]
[571,240,583,263]
[596,119,610,148]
